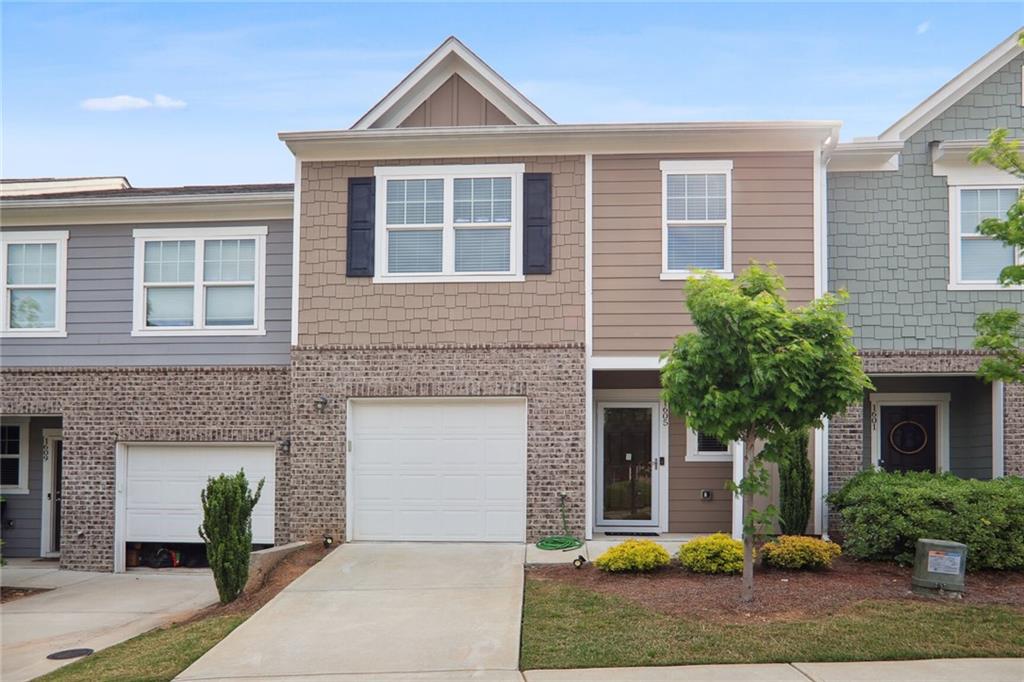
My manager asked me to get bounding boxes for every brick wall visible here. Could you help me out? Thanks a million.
[828,55,1024,350]
[288,344,586,542]
[299,156,585,347]
[0,367,290,571]
[1005,381,1024,477]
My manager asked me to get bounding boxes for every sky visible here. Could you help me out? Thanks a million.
[2,3,1022,186]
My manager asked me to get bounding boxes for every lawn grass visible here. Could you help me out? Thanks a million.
[521,578,1024,670]
[35,614,247,682]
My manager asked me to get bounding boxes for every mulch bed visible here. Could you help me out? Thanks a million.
[1,586,52,603]
[528,557,1024,624]
[180,543,332,623]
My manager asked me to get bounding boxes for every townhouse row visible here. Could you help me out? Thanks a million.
[1,32,1021,571]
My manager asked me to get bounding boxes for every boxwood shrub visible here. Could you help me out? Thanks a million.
[828,470,1024,570]
[761,535,842,570]
[678,533,744,574]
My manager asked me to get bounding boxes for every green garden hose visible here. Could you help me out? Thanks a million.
[535,494,584,551]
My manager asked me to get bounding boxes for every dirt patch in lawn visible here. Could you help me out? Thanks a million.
[181,543,332,622]
[1,586,52,603]
[527,557,1024,624]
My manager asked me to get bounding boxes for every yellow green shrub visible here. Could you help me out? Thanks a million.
[594,539,671,573]
[678,533,744,574]
[761,535,842,570]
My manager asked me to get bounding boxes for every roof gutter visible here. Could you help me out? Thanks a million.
[279,121,842,161]
[0,190,293,210]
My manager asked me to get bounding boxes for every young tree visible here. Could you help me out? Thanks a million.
[661,265,870,601]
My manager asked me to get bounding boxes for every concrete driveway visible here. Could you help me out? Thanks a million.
[1,560,217,681]
[178,543,525,681]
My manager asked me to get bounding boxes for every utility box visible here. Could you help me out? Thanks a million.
[912,538,967,597]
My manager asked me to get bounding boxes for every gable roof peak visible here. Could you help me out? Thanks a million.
[350,35,554,130]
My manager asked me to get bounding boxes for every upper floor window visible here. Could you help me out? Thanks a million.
[660,160,733,280]
[685,427,735,462]
[0,230,68,338]
[374,164,524,282]
[132,226,267,336]
[1,419,29,494]
[950,186,1022,289]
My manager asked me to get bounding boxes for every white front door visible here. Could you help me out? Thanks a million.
[596,403,662,530]
[348,398,527,542]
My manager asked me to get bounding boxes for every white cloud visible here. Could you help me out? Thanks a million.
[153,93,186,109]
[916,21,931,35]
[80,93,187,111]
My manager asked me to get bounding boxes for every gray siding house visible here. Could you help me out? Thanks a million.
[826,30,1024,509]
[0,180,293,567]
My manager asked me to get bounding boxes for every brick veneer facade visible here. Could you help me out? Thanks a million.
[288,344,587,543]
[0,367,290,571]
[826,350,1024,531]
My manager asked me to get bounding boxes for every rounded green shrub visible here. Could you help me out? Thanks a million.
[678,533,744,574]
[594,539,671,573]
[761,535,841,570]
[828,471,1024,570]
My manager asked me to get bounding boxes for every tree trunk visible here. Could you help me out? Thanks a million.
[740,433,757,603]
[741,489,755,602]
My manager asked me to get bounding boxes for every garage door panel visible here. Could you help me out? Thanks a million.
[351,399,526,542]
[124,444,275,545]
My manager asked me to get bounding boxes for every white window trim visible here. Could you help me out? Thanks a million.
[131,225,268,337]
[1,417,31,495]
[868,392,950,473]
[0,230,69,338]
[947,184,1024,291]
[373,163,526,284]
[685,427,735,463]
[659,160,733,280]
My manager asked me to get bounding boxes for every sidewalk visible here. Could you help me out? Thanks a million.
[522,658,1024,681]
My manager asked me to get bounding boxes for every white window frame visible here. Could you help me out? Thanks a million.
[685,427,735,462]
[0,230,69,338]
[1,417,30,495]
[948,184,1024,291]
[131,226,268,336]
[373,163,525,284]
[660,160,734,280]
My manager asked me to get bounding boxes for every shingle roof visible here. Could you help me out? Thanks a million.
[2,183,293,201]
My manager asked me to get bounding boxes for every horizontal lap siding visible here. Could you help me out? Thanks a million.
[593,152,815,356]
[667,413,731,533]
[0,220,292,366]
[299,157,584,346]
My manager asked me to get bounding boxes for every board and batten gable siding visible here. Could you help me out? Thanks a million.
[398,74,514,128]
[592,152,815,356]
[298,156,585,347]
[0,219,292,367]
[828,54,1024,351]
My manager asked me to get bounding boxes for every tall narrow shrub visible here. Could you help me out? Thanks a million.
[769,430,812,535]
[199,470,264,604]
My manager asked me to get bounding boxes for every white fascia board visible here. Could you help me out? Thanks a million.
[281,121,840,161]
[1,195,293,227]
[1,191,293,210]
[879,28,1024,142]
[828,140,903,172]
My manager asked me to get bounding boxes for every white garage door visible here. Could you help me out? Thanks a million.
[349,399,527,542]
[123,444,275,544]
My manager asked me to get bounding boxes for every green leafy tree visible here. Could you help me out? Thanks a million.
[768,429,813,535]
[661,265,871,601]
[969,126,1024,383]
[199,470,264,604]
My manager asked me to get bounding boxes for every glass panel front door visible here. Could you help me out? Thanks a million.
[600,405,657,525]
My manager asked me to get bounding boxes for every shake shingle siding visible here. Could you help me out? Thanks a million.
[827,56,1024,350]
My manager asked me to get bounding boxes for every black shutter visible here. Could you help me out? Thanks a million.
[522,172,552,275]
[346,177,375,277]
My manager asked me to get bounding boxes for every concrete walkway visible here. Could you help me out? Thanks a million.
[177,542,525,681]
[1,559,217,681]
[522,659,1024,681]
